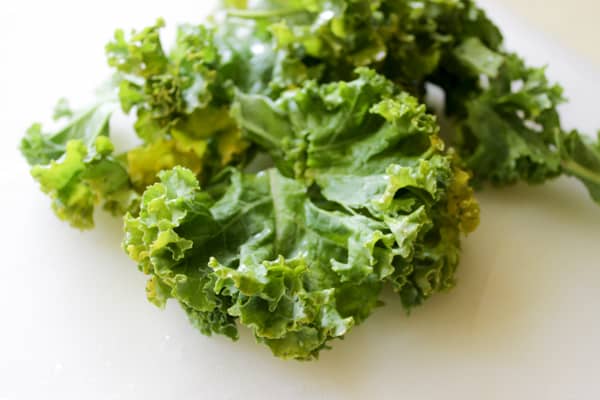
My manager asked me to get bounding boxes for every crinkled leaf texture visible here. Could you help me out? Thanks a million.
[447,45,600,204]
[24,15,276,229]
[233,68,479,303]
[451,53,565,186]
[20,100,137,229]
[225,0,600,206]
[105,17,271,183]
[229,0,501,94]
[123,164,471,360]
[124,71,478,359]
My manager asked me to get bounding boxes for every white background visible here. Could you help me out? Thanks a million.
[1,1,599,399]
[497,0,600,66]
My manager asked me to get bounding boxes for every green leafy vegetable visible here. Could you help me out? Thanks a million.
[106,19,254,183]
[21,99,137,228]
[451,54,565,186]
[225,0,600,204]
[21,100,115,166]
[106,19,218,141]
[233,68,479,306]
[124,158,474,359]
[446,44,600,201]
[19,0,600,361]
[23,15,272,229]
[123,72,478,358]
[230,0,502,94]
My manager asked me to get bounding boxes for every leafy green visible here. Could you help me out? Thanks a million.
[451,54,565,186]
[124,167,359,359]
[124,155,475,359]
[107,19,217,141]
[106,19,255,185]
[447,44,600,202]
[21,100,116,166]
[21,99,137,229]
[20,0,600,361]
[233,69,479,307]
[123,71,478,359]
[224,0,600,204]
[24,15,274,229]
[226,0,502,94]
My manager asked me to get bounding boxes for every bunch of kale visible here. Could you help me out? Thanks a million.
[20,0,599,359]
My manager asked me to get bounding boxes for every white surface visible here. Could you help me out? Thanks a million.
[1,1,599,399]
[497,0,600,66]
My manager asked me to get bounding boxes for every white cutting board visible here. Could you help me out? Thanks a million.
[1,1,599,399]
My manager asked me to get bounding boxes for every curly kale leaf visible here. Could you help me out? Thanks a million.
[226,0,600,205]
[24,15,274,229]
[20,99,137,229]
[451,53,565,186]
[106,19,219,140]
[123,70,478,359]
[124,167,372,359]
[447,42,600,203]
[233,69,479,307]
[21,100,115,166]
[124,158,475,359]
[227,0,501,94]
[105,17,281,185]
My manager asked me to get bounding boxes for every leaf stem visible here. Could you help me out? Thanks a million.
[561,159,600,185]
